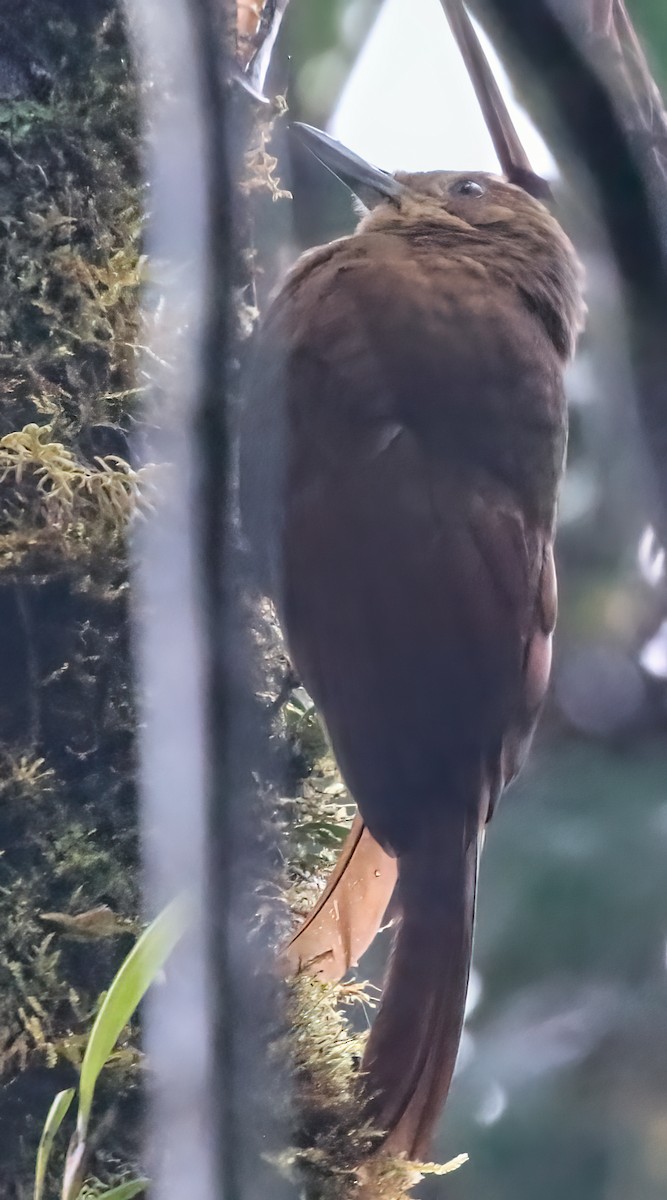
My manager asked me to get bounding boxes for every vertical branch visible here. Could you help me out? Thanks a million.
[187,2,237,1196]
[128,0,297,1195]
[123,0,220,1194]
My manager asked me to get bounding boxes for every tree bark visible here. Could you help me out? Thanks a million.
[0,1,143,1192]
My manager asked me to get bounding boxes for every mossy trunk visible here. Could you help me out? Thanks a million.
[0,3,455,1195]
[0,1,143,1192]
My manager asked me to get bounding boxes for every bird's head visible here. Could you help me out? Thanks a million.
[292,123,586,359]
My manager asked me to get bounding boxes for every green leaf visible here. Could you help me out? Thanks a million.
[76,894,189,1138]
[92,1179,150,1200]
[34,1088,75,1200]
[62,1136,86,1200]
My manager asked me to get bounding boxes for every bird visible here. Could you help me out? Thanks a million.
[240,123,585,1162]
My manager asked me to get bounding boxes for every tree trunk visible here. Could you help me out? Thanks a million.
[0,1,143,1191]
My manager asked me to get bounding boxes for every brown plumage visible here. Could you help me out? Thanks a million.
[240,135,585,1161]
[279,814,397,981]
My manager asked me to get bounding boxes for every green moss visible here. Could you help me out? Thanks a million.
[0,1,143,1192]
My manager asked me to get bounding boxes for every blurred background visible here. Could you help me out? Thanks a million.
[259,2,667,1197]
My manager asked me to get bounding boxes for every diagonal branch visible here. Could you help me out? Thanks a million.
[439,0,551,198]
[609,1,667,157]
[591,0,614,39]
[477,0,667,539]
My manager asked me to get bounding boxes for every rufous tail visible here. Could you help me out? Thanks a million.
[359,810,479,1161]
[279,815,398,982]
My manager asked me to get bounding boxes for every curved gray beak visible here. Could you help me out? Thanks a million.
[292,122,404,208]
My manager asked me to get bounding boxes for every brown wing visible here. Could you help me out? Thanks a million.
[240,233,565,852]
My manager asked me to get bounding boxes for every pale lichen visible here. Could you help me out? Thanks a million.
[241,95,292,201]
[0,423,151,535]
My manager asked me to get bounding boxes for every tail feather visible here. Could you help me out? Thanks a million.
[359,811,480,1161]
[280,815,398,981]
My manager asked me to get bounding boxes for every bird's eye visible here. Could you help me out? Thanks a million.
[451,179,485,198]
